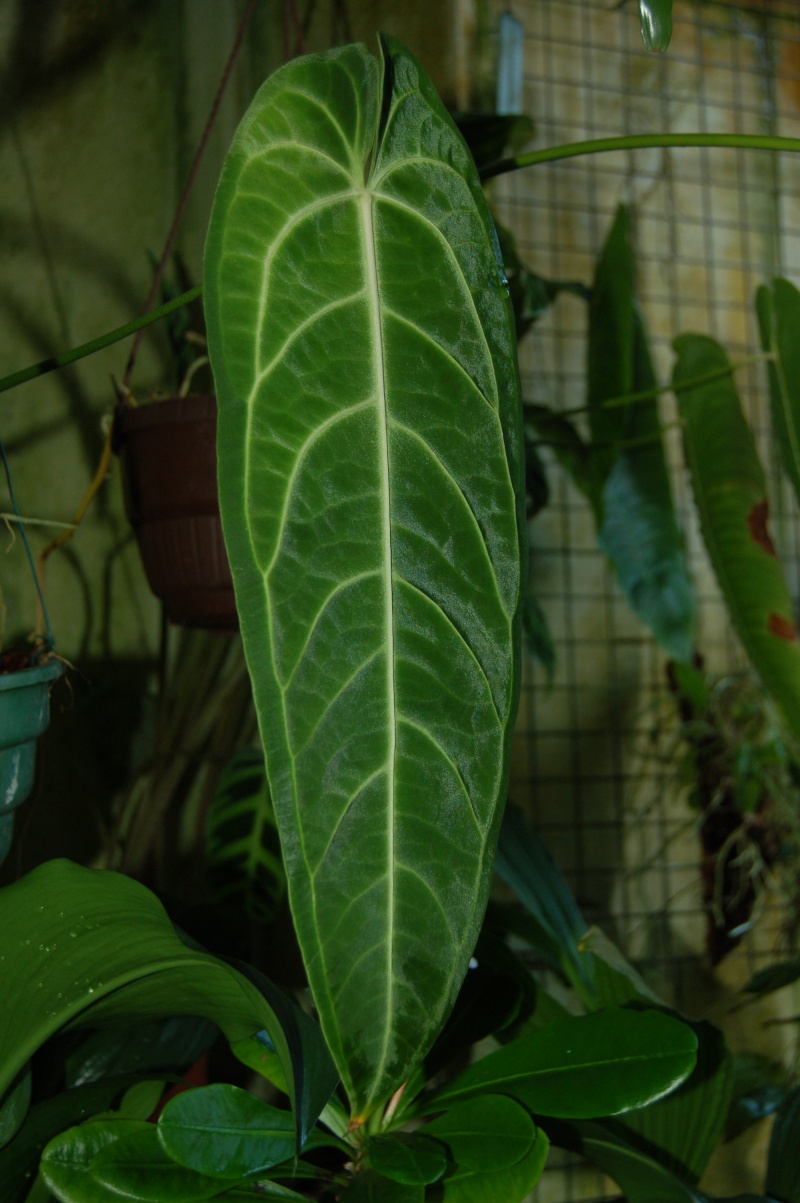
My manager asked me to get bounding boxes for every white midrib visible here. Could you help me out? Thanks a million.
[361,185,396,1094]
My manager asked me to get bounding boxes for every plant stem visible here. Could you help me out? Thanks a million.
[0,286,202,398]
[480,132,800,180]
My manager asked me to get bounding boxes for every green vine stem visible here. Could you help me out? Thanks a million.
[0,285,201,397]
[479,132,800,180]
[4,133,800,398]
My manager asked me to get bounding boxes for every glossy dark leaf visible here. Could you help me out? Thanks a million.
[756,277,800,510]
[674,333,800,745]
[158,1084,296,1180]
[618,1020,733,1184]
[91,1124,230,1200]
[65,1016,218,1088]
[639,0,673,51]
[0,1067,30,1150]
[431,1124,548,1202]
[368,1132,446,1185]
[767,1085,800,1203]
[0,1076,145,1203]
[40,1119,151,1203]
[0,860,326,1148]
[205,37,524,1119]
[494,800,592,992]
[206,748,286,925]
[424,1093,535,1172]
[424,1006,697,1118]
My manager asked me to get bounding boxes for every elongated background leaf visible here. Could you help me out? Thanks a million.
[756,276,800,510]
[674,333,800,745]
[591,207,694,660]
[205,37,524,1117]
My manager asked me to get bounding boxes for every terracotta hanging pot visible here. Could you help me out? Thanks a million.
[114,396,237,631]
[0,659,64,864]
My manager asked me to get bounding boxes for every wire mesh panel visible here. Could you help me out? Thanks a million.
[488,1,800,1197]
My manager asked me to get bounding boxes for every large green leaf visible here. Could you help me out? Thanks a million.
[674,334,800,745]
[422,1006,697,1118]
[431,1124,548,1203]
[367,1133,446,1185]
[0,860,334,1148]
[205,748,286,925]
[204,37,524,1119]
[592,206,694,660]
[756,277,800,510]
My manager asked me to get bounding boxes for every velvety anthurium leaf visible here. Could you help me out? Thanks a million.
[638,0,673,51]
[0,1076,144,1203]
[423,1006,696,1118]
[0,860,329,1148]
[431,1124,549,1202]
[339,1170,424,1201]
[766,1085,800,1203]
[368,1132,447,1185]
[756,277,800,510]
[424,1094,535,1172]
[592,207,694,661]
[90,1124,231,1201]
[205,748,286,925]
[494,800,592,994]
[204,36,524,1120]
[158,1084,296,1180]
[674,334,800,745]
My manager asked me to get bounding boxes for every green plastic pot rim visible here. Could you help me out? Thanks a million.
[0,659,65,693]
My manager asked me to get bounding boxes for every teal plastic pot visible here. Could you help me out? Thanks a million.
[0,660,63,863]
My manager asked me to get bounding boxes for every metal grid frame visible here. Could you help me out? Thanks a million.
[489,2,800,1197]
